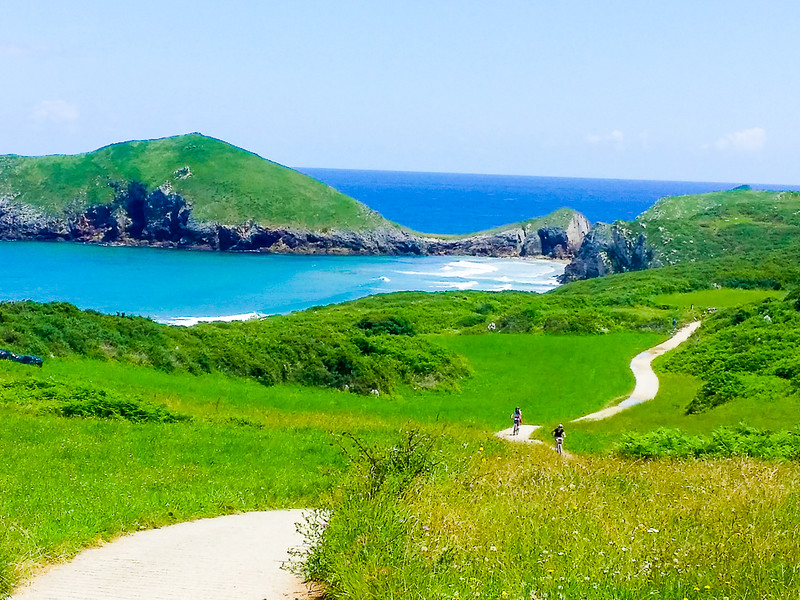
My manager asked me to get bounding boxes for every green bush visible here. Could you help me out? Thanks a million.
[616,425,800,459]
[686,372,744,414]
[0,379,189,423]
[356,315,415,336]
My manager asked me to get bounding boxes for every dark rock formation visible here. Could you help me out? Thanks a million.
[560,222,661,282]
[0,183,592,260]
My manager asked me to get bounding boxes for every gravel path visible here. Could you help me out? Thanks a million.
[11,510,321,600]
[496,321,702,446]
[573,321,701,422]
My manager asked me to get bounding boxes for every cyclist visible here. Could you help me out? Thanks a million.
[511,407,523,435]
[553,423,565,454]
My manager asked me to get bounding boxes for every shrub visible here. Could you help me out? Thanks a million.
[616,425,800,459]
[356,315,416,336]
[685,372,744,414]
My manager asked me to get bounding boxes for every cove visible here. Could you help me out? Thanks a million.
[0,241,564,325]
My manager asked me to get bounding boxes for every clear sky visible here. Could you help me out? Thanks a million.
[2,1,798,184]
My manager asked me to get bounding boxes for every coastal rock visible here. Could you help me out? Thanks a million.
[560,221,660,282]
[0,184,592,260]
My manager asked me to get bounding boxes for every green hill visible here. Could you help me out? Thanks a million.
[563,188,800,280]
[638,188,800,266]
[0,133,388,231]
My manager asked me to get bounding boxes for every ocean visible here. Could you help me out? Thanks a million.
[4,170,798,321]
[299,168,800,234]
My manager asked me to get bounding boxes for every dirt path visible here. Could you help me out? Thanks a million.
[496,321,701,447]
[11,510,321,600]
[573,321,701,422]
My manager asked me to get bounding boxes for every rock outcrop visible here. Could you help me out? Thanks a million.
[560,221,661,282]
[0,183,592,260]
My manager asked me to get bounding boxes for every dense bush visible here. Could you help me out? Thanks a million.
[685,372,744,414]
[356,315,415,336]
[0,379,189,423]
[616,425,800,459]
[663,295,800,412]
[0,301,469,395]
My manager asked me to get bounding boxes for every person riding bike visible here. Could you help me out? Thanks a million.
[511,407,523,435]
[552,424,565,454]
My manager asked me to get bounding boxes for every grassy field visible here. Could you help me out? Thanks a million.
[2,279,800,598]
[305,438,800,600]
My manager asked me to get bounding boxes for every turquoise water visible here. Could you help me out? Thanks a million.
[0,241,564,324]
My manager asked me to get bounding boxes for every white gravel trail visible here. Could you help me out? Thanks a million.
[572,321,701,422]
[10,510,321,600]
[495,321,701,445]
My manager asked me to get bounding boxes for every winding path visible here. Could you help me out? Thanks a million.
[495,321,701,442]
[12,323,701,598]
[10,510,321,600]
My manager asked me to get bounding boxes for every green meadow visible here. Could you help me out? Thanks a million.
[2,281,799,598]
[3,185,800,597]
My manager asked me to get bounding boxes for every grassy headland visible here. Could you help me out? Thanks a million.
[0,134,387,230]
[633,188,800,268]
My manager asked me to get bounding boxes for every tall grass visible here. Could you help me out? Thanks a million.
[303,438,800,599]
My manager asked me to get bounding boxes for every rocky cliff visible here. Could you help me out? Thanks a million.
[560,221,661,282]
[0,182,591,259]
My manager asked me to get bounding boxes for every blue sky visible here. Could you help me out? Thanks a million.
[2,1,798,184]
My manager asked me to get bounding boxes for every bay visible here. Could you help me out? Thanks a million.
[0,241,564,324]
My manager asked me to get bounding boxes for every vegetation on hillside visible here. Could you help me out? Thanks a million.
[659,290,800,414]
[0,134,389,230]
[631,188,800,267]
[0,301,469,395]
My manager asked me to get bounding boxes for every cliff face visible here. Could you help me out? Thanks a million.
[0,183,591,259]
[560,221,660,282]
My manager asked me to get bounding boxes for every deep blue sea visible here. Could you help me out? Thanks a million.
[4,170,798,321]
[299,168,799,234]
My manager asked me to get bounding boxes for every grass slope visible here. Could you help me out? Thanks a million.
[0,134,389,230]
[633,188,800,267]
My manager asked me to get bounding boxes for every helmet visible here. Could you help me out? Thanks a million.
[558,424,563,428]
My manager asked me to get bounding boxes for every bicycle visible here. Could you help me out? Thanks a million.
[555,436,564,455]
[512,417,521,436]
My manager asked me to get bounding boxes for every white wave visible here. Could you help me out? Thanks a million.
[159,312,263,327]
[378,276,391,282]
[441,260,498,278]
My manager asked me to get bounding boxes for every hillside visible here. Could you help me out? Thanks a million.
[0,134,387,231]
[0,134,590,257]
[563,188,800,280]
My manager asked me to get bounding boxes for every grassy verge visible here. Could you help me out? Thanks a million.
[302,435,800,599]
